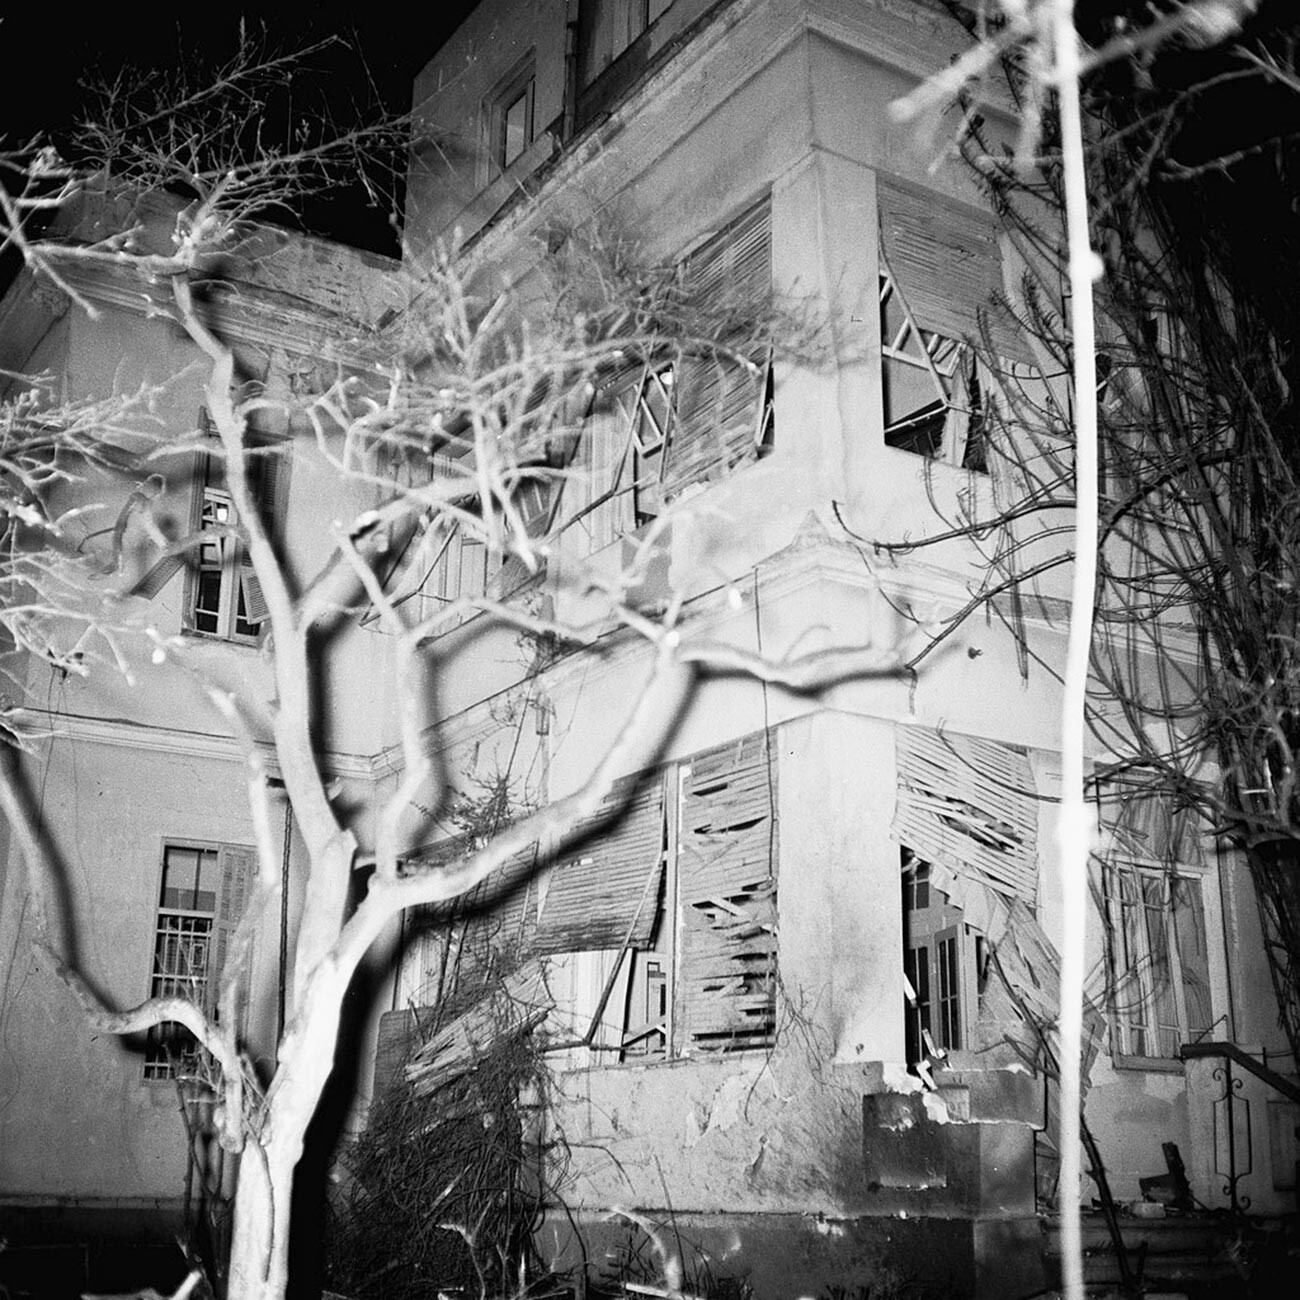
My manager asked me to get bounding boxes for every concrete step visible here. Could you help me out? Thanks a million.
[1040,1210,1298,1298]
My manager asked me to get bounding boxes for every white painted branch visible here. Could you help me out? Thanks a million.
[1052,4,1101,1299]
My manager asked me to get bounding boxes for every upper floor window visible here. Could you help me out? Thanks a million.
[578,0,676,89]
[487,59,536,175]
[879,270,985,469]
[189,446,273,641]
[368,475,554,634]
[577,196,774,551]
[877,178,1030,472]
[130,412,284,645]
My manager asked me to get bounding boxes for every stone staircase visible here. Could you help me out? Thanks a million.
[1039,1209,1296,1297]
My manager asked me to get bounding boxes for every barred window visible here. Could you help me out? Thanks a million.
[143,842,252,1082]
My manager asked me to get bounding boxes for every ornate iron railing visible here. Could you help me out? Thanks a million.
[1180,1040,1300,1213]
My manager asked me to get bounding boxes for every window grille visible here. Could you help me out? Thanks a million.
[143,842,253,1081]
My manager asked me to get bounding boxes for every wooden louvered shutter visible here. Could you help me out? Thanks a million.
[533,771,667,954]
[209,844,255,1015]
[664,197,773,500]
[877,178,1030,365]
[678,730,778,1052]
[130,550,187,599]
[892,728,1038,903]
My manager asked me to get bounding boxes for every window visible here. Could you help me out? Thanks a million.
[901,854,986,1068]
[876,178,1032,469]
[130,413,283,644]
[879,270,985,468]
[1099,788,1213,1063]
[392,728,778,1073]
[187,446,273,641]
[143,841,253,1081]
[578,0,676,89]
[578,197,774,550]
[488,61,535,174]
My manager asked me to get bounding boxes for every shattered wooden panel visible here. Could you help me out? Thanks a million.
[893,727,1038,902]
[679,730,778,1052]
[406,958,551,1095]
[534,771,667,954]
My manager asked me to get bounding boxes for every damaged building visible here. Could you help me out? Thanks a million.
[0,2,1297,1299]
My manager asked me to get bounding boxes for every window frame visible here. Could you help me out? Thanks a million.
[900,853,986,1070]
[1103,856,1213,1070]
[143,839,253,1084]
[130,411,284,645]
[878,265,986,470]
[485,57,537,178]
[1096,784,1216,1070]
[577,0,676,92]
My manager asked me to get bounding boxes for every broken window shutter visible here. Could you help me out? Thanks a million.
[130,550,188,599]
[665,196,772,500]
[892,727,1038,902]
[239,566,269,624]
[877,177,1030,365]
[209,844,255,1015]
[409,836,544,959]
[533,771,667,954]
[678,730,778,1052]
[407,956,551,1094]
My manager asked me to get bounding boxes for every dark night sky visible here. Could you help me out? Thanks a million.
[0,4,482,255]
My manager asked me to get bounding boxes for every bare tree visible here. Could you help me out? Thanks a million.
[0,37,911,1300]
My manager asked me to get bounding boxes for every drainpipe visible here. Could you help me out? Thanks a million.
[268,777,292,1043]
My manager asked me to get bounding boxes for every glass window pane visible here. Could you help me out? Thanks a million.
[883,359,944,433]
[502,86,530,166]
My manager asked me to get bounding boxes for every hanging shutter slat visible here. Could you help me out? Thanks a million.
[892,727,1038,903]
[532,771,666,953]
[877,178,1030,365]
[678,730,778,1052]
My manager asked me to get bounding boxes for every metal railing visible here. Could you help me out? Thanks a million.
[1180,1040,1300,1213]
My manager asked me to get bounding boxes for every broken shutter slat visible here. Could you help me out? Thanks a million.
[679,729,778,1052]
[893,727,1038,903]
[877,177,1030,365]
[533,771,666,953]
